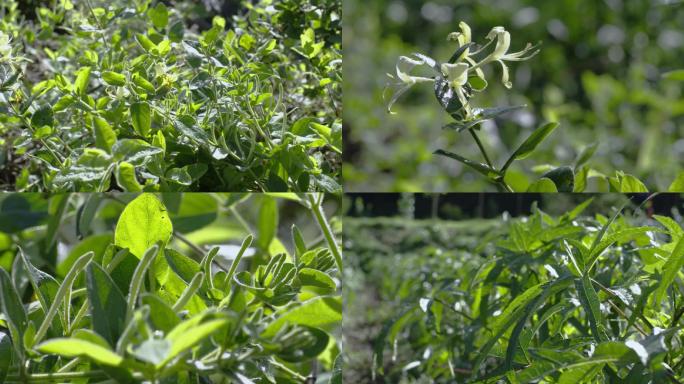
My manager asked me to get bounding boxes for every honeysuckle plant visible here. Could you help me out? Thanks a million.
[347,195,684,383]
[0,192,342,383]
[386,22,561,192]
[385,22,684,193]
[0,0,342,192]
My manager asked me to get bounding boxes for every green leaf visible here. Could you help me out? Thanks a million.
[76,195,103,239]
[37,338,123,366]
[654,236,684,305]
[518,357,607,383]
[127,245,159,318]
[575,275,608,342]
[117,162,143,192]
[257,196,278,249]
[300,28,324,58]
[60,236,110,278]
[112,139,163,165]
[86,262,127,346]
[668,172,684,192]
[135,33,156,52]
[53,94,76,112]
[474,277,573,373]
[92,116,116,153]
[526,178,557,192]
[587,202,627,258]
[373,308,418,375]
[0,331,10,383]
[165,248,200,283]
[0,268,28,360]
[31,105,54,128]
[74,66,91,95]
[18,249,62,333]
[101,71,126,86]
[171,271,204,312]
[131,73,155,93]
[619,173,648,192]
[163,317,230,367]
[517,342,633,382]
[173,115,212,148]
[539,167,574,193]
[298,268,336,293]
[261,296,342,338]
[330,353,342,384]
[434,149,500,178]
[114,194,173,258]
[653,214,683,240]
[132,339,171,366]
[585,226,657,273]
[141,293,179,333]
[46,194,70,248]
[503,122,559,171]
[165,193,218,233]
[468,75,488,91]
[34,252,93,346]
[292,225,307,258]
[165,167,192,186]
[148,2,168,29]
[574,143,598,169]
[130,102,151,137]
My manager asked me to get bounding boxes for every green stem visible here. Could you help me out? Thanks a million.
[468,129,493,168]
[468,129,514,192]
[307,194,342,271]
[5,370,108,382]
[270,359,309,381]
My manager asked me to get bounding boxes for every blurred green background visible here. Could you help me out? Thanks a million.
[343,0,684,192]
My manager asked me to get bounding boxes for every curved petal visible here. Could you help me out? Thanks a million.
[448,21,472,47]
[384,83,413,114]
[395,55,435,84]
[489,28,511,60]
[497,60,512,89]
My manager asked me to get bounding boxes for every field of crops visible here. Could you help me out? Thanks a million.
[343,0,684,192]
[0,192,341,382]
[345,194,684,383]
[0,0,341,192]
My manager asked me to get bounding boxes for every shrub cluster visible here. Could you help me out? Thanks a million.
[0,0,341,192]
[0,192,342,382]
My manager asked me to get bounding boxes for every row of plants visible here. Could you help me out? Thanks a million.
[0,0,341,192]
[345,195,684,383]
[386,22,684,192]
[0,192,342,382]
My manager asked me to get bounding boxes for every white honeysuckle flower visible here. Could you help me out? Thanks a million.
[395,55,435,85]
[441,62,469,88]
[447,22,472,47]
[440,62,472,115]
[470,26,539,88]
[487,27,511,60]
[385,54,439,113]
[386,22,538,114]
